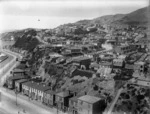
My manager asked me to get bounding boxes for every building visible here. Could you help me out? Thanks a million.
[43,90,56,107]
[99,62,112,68]
[22,81,34,96]
[55,91,74,112]
[22,81,51,102]
[134,61,145,73]
[7,75,26,89]
[77,95,106,114]
[114,44,136,55]
[90,62,100,71]
[72,57,91,70]
[135,79,150,87]
[113,59,124,68]
[68,96,79,114]
[12,68,26,76]
[15,79,29,92]
[62,47,82,55]
[71,69,94,79]
[30,82,51,102]
[125,64,134,70]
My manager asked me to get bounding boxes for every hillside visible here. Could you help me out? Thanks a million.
[92,14,125,25]
[13,29,40,52]
[0,6,148,51]
[113,7,148,26]
[66,7,148,27]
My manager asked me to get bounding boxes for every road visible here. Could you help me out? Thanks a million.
[106,88,123,114]
[0,49,57,114]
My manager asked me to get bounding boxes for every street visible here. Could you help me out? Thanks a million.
[0,49,57,114]
[106,88,123,114]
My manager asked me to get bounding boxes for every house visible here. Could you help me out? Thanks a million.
[43,90,56,107]
[99,62,112,68]
[22,81,34,96]
[113,59,124,68]
[125,64,134,70]
[135,79,150,87]
[77,95,106,114]
[114,44,136,55]
[90,62,100,71]
[62,47,82,55]
[71,69,94,78]
[15,79,29,92]
[134,61,145,73]
[72,57,91,70]
[96,62,112,77]
[7,75,26,89]
[12,68,26,76]
[68,96,79,114]
[22,81,51,102]
[30,82,51,102]
[55,91,74,112]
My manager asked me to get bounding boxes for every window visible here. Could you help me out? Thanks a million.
[88,104,92,109]
[59,97,63,102]
[57,96,59,101]
[70,101,74,105]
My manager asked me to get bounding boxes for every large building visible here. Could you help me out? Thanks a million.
[114,44,136,55]
[77,95,106,114]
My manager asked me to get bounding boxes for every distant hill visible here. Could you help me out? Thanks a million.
[113,7,148,26]
[0,7,148,44]
[73,7,148,27]
[92,14,125,25]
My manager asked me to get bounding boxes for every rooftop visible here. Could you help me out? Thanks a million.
[23,81,51,92]
[45,89,56,95]
[15,79,29,83]
[134,61,145,65]
[13,68,25,73]
[70,95,82,102]
[56,91,71,98]
[73,56,91,62]
[8,75,26,80]
[99,62,112,66]
[118,55,127,59]
[90,62,99,68]
[71,69,94,78]
[113,59,123,62]
[78,95,101,104]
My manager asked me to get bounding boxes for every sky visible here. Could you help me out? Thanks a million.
[0,0,149,33]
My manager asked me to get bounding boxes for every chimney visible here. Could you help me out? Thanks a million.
[68,90,71,95]
[74,92,77,96]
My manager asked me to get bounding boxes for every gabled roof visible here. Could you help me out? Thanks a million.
[71,69,94,78]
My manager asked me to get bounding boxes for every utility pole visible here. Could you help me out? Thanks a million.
[57,104,58,114]
[15,87,18,106]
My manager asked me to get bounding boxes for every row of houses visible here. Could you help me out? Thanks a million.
[6,76,106,114]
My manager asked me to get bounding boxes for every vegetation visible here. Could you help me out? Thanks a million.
[114,84,150,114]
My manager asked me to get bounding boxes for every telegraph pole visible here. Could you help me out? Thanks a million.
[148,1,150,52]
[15,87,18,106]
